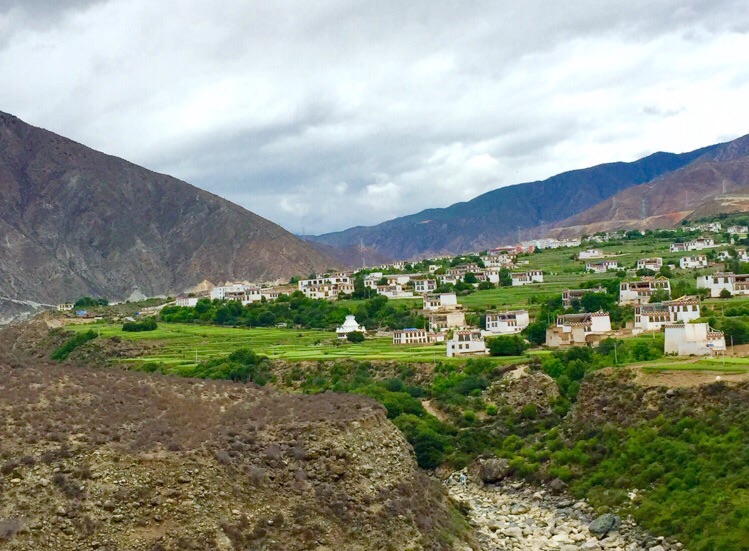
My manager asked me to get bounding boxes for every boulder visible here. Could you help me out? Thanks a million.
[475,458,511,484]
[549,477,568,492]
[589,513,621,538]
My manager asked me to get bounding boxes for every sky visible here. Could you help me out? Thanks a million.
[1,1,749,235]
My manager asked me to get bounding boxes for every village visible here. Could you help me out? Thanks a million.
[55,219,749,362]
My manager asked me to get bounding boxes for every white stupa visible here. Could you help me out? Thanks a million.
[336,315,365,339]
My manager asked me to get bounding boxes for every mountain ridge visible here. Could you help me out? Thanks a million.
[310,142,724,259]
[0,111,337,319]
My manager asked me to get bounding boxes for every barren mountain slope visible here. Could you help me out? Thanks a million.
[0,112,337,317]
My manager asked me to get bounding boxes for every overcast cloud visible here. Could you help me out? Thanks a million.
[1,0,748,234]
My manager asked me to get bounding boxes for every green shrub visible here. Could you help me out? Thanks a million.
[122,318,158,332]
[346,331,365,343]
[50,330,98,361]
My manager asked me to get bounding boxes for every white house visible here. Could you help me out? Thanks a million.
[579,249,604,260]
[210,283,248,301]
[413,278,437,294]
[679,256,707,269]
[664,323,725,355]
[545,311,613,348]
[686,222,722,233]
[697,272,749,297]
[428,311,467,332]
[446,330,488,357]
[392,328,429,345]
[636,257,663,271]
[376,284,414,299]
[562,287,606,308]
[686,238,715,251]
[634,296,701,332]
[727,225,748,235]
[484,310,530,335]
[670,243,688,253]
[586,260,618,273]
[176,295,199,307]
[619,276,671,305]
[336,315,365,339]
[423,293,458,311]
[510,270,544,286]
[56,303,74,312]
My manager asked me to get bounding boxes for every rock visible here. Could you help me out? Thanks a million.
[549,478,568,492]
[581,542,603,551]
[649,546,666,551]
[589,513,621,538]
[503,526,524,539]
[510,504,529,515]
[472,458,511,484]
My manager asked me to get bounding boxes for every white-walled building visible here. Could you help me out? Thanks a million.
[392,328,429,345]
[664,323,725,355]
[484,310,530,335]
[634,296,701,332]
[686,238,715,251]
[510,270,544,286]
[423,293,459,311]
[446,330,488,357]
[545,311,613,348]
[636,257,663,271]
[428,311,467,332]
[176,296,199,307]
[56,303,74,312]
[586,260,618,273]
[670,243,688,253]
[727,225,748,235]
[619,276,671,305]
[579,249,604,260]
[697,272,749,297]
[413,278,437,294]
[376,284,414,299]
[679,256,707,269]
[335,315,365,339]
[562,287,607,308]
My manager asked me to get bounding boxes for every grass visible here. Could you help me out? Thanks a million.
[68,322,521,367]
[641,356,749,373]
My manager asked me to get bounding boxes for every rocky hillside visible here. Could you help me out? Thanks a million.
[0,326,476,550]
[310,144,720,259]
[0,111,337,321]
[551,134,749,237]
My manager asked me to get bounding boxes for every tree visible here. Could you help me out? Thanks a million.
[488,335,528,356]
[523,320,548,345]
[649,289,671,303]
[346,331,365,343]
[719,288,733,299]
[463,272,478,284]
[499,268,512,287]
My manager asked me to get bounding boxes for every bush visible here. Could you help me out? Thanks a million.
[487,335,528,356]
[719,288,732,299]
[122,318,158,332]
[346,331,365,343]
[50,330,98,361]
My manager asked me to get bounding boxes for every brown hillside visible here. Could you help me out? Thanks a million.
[0,112,337,318]
[550,137,749,237]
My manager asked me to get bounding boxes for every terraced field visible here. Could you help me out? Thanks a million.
[68,323,522,368]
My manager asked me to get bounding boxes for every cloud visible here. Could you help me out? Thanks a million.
[1,0,748,233]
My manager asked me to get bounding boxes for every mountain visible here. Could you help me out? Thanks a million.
[0,111,337,320]
[310,144,720,259]
[550,134,749,237]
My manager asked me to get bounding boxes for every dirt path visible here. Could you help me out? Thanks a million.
[421,399,449,422]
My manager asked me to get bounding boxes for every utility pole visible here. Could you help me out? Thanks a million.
[614,341,618,365]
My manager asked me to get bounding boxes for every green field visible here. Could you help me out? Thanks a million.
[640,356,749,373]
[68,323,522,367]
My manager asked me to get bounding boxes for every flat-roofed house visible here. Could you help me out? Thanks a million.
[375,284,414,299]
[664,323,725,355]
[413,278,437,294]
[428,310,467,332]
[510,270,544,286]
[586,260,618,273]
[392,328,429,345]
[670,243,688,253]
[634,296,701,331]
[619,276,671,305]
[423,293,459,311]
[545,311,613,348]
[446,330,488,357]
[485,310,530,335]
[697,272,749,297]
[636,257,663,271]
[727,225,748,235]
[562,287,606,308]
[579,249,603,260]
[679,256,707,269]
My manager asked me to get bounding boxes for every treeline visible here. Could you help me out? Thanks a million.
[160,293,425,331]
